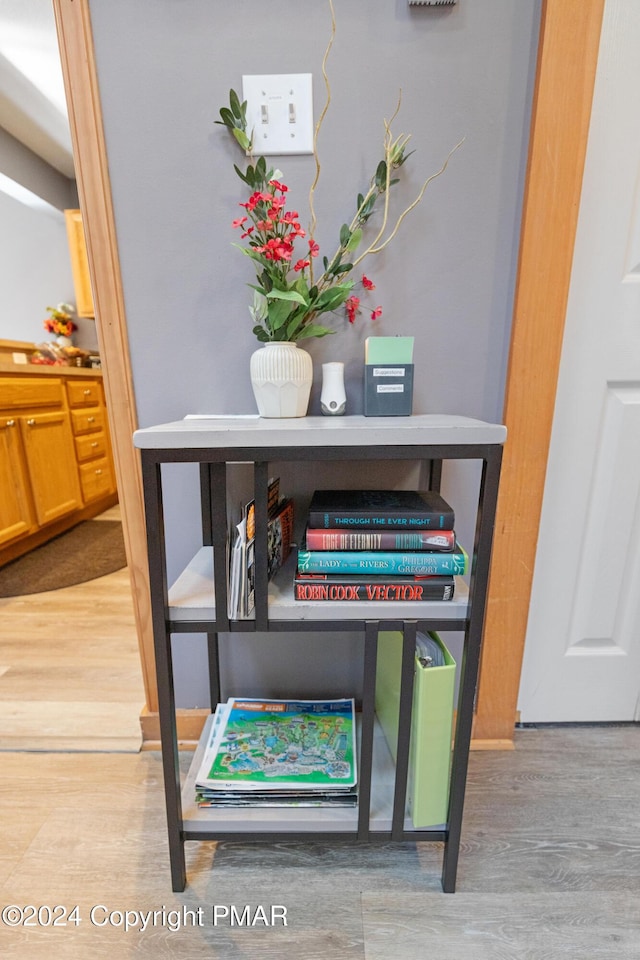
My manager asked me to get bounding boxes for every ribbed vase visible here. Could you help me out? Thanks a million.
[249,341,313,418]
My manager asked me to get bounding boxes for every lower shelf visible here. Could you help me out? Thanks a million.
[180,714,447,838]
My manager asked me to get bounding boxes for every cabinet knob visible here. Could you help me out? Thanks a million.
[83,389,92,396]
[26,418,36,427]
[87,416,95,423]
[95,468,103,475]
[91,441,98,448]
[5,419,15,427]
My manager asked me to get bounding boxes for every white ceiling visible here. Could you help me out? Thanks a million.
[0,0,74,178]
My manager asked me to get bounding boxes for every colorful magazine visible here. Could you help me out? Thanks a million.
[195,698,357,792]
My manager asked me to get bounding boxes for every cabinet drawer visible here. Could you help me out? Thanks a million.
[0,378,63,410]
[67,380,102,408]
[75,431,109,463]
[71,407,105,435]
[79,457,114,502]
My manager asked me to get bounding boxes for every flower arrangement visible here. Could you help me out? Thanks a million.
[216,2,461,344]
[44,303,76,339]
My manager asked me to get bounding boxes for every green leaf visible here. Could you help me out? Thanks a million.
[345,228,362,253]
[322,256,329,272]
[267,298,293,330]
[333,263,353,275]
[339,223,351,247]
[232,128,251,151]
[395,148,415,167]
[253,326,270,342]
[357,193,365,209]
[266,289,308,306]
[256,156,267,179]
[229,88,243,120]
[314,284,353,312]
[218,107,235,128]
[296,323,335,341]
[375,160,388,189]
[233,164,252,186]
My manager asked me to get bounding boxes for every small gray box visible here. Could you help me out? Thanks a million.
[364,364,414,417]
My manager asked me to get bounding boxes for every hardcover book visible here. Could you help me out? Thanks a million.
[304,528,456,552]
[297,543,468,577]
[307,489,455,530]
[294,572,455,602]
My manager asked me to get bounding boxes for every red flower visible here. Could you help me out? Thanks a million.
[362,275,375,290]
[346,296,360,324]
[257,237,294,261]
[269,179,288,193]
[308,239,320,258]
[294,259,310,272]
[240,226,254,238]
[232,216,248,228]
[370,306,383,321]
[241,191,271,212]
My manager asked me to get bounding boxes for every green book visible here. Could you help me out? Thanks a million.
[375,631,455,828]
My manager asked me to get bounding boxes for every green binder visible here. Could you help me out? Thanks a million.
[375,631,455,828]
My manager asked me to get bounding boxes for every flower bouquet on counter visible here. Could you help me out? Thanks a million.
[43,303,77,339]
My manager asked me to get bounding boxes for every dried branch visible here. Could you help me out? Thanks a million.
[308,0,337,283]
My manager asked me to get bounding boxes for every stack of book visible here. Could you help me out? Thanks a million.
[294,489,466,602]
[194,698,358,808]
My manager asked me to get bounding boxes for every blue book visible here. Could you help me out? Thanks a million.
[297,543,468,576]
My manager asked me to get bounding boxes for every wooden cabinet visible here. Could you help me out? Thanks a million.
[64,209,95,318]
[0,417,35,547]
[0,370,117,566]
[19,410,82,525]
[66,379,116,504]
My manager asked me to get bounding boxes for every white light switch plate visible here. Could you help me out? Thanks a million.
[242,74,314,156]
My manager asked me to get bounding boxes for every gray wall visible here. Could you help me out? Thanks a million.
[89,0,540,706]
[0,127,98,347]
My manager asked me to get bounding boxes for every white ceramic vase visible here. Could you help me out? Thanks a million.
[320,361,346,415]
[56,335,73,347]
[249,341,313,418]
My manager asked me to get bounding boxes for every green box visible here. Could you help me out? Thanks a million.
[375,631,455,828]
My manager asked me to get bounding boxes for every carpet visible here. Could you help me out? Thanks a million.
[0,520,127,597]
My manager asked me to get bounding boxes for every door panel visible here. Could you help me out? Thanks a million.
[519,0,640,721]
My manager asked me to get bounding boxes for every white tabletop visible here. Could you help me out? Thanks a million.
[133,414,507,450]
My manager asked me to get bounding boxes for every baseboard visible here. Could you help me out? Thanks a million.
[140,706,210,750]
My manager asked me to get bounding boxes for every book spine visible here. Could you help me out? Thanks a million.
[304,528,456,551]
[297,549,467,576]
[294,578,455,602]
[307,510,454,531]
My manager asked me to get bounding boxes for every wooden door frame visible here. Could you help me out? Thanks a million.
[53,0,606,746]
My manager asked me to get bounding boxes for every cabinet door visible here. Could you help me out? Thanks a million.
[19,412,82,525]
[64,209,95,318]
[0,418,35,546]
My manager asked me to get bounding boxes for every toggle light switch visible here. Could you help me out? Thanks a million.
[242,74,314,155]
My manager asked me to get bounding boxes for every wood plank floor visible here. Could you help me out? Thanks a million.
[0,725,638,956]
[0,507,144,751]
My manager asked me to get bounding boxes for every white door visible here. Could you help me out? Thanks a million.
[518,0,640,722]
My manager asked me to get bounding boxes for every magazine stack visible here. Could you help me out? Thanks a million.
[194,698,357,808]
[294,489,466,603]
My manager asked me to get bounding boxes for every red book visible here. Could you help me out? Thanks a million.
[304,528,456,552]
